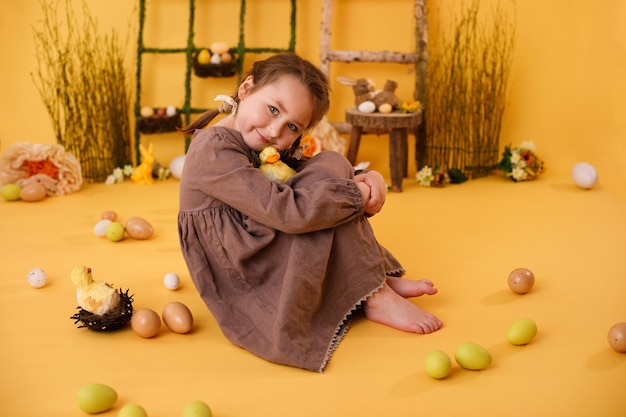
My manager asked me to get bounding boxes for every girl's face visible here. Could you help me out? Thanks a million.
[234,74,314,152]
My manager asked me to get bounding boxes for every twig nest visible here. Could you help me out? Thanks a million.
[70,289,134,331]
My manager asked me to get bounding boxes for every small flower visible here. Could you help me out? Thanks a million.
[399,100,422,113]
[498,141,545,182]
[416,165,434,187]
[105,174,116,185]
[122,164,134,177]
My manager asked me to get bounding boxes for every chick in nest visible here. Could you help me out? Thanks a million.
[70,266,120,316]
[259,146,296,184]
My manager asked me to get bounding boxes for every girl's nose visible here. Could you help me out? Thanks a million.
[267,120,283,140]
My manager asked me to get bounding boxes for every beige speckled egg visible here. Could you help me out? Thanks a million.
[162,302,193,334]
[125,217,154,240]
[19,182,47,202]
[508,267,535,294]
[607,322,626,353]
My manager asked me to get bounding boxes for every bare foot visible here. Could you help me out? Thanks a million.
[364,282,442,334]
[386,276,437,298]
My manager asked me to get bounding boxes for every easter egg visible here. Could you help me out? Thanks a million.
[101,210,117,221]
[571,162,598,189]
[27,268,47,288]
[454,342,492,371]
[105,221,125,242]
[76,383,117,414]
[169,155,186,179]
[508,267,535,294]
[162,301,193,334]
[378,103,393,114]
[131,309,161,338]
[94,219,112,237]
[19,182,47,202]
[165,105,177,117]
[118,404,148,417]
[607,322,626,353]
[163,272,181,290]
[210,41,229,54]
[1,183,21,201]
[423,350,452,379]
[357,101,376,113]
[125,217,154,240]
[507,318,538,345]
[140,106,154,118]
[220,52,233,63]
[182,400,212,417]
[197,49,211,64]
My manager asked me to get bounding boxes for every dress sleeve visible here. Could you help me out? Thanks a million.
[183,128,365,234]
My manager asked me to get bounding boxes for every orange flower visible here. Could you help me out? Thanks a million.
[23,158,59,179]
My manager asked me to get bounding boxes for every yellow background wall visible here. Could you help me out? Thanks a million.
[1,0,625,187]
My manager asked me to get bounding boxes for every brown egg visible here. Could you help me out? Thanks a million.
[162,302,193,334]
[508,267,535,294]
[607,322,626,353]
[125,217,154,240]
[131,309,161,338]
[19,182,47,202]
[101,210,117,221]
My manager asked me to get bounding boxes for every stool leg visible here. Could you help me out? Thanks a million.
[389,128,405,192]
[400,129,408,177]
[347,125,362,165]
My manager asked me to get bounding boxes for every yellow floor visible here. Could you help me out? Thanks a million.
[1,167,625,416]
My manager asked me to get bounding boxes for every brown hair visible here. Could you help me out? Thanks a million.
[179,53,330,135]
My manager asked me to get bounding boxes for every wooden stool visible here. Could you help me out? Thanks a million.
[345,108,422,192]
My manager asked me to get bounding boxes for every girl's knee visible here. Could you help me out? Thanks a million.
[300,151,353,179]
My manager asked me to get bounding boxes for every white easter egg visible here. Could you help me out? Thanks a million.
[357,101,376,113]
[210,54,222,64]
[571,162,598,189]
[163,272,181,290]
[169,155,186,179]
[165,105,177,117]
[93,219,112,237]
[27,268,47,288]
[140,106,154,118]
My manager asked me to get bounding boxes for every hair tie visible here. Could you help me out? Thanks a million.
[214,94,237,114]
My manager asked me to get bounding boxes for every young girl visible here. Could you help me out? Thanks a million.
[178,53,442,372]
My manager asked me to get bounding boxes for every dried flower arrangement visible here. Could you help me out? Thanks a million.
[32,0,132,183]
[497,141,545,181]
[421,0,515,179]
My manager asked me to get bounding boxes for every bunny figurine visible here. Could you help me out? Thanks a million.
[131,143,155,185]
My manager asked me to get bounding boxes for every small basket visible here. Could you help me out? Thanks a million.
[70,289,134,332]
[193,50,238,78]
[138,112,182,134]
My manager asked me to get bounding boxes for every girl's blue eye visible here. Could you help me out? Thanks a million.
[288,123,298,132]
[269,106,279,115]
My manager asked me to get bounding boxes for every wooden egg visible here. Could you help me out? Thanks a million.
[19,182,47,202]
[125,217,154,240]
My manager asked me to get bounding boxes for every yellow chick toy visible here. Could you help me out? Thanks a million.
[70,266,120,316]
[259,146,296,184]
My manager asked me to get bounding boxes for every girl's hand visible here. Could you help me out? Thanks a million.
[356,182,371,207]
[354,170,386,216]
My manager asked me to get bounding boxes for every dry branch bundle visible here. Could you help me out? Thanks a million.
[32,0,132,182]
[424,0,515,179]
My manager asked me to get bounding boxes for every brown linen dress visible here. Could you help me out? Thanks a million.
[178,126,405,372]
